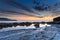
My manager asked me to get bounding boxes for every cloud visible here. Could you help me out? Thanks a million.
[0,0,60,18]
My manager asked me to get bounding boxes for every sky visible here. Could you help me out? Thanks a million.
[0,0,60,21]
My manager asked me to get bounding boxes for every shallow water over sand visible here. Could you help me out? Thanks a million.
[0,24,60,40]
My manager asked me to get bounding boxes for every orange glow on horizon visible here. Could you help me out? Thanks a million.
[8,16,56,21]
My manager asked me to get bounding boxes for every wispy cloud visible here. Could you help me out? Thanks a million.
[0,0,60,18]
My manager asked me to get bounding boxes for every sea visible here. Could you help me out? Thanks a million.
[0,24,60,40]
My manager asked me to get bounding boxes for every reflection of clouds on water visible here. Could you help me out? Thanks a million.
[39,24,51,27]
[12,23,51,29]
[14,24,35,29]
[0,23,52,30]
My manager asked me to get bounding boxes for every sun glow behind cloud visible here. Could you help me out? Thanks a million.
[0,0,60,22]
[6,15,56,21]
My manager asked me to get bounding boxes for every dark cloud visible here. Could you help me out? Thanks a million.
[0,0,33,13]
[0,0,60,18]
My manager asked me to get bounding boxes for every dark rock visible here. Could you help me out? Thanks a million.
[53,16,60,24]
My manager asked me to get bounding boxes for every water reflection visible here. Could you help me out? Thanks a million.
[39,24,51,27]
[15,23,52,29]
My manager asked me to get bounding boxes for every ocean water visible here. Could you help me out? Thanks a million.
[0,24,60,40]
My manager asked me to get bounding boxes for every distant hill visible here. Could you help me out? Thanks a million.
[53,16,60,24]
[0,18,16,21]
